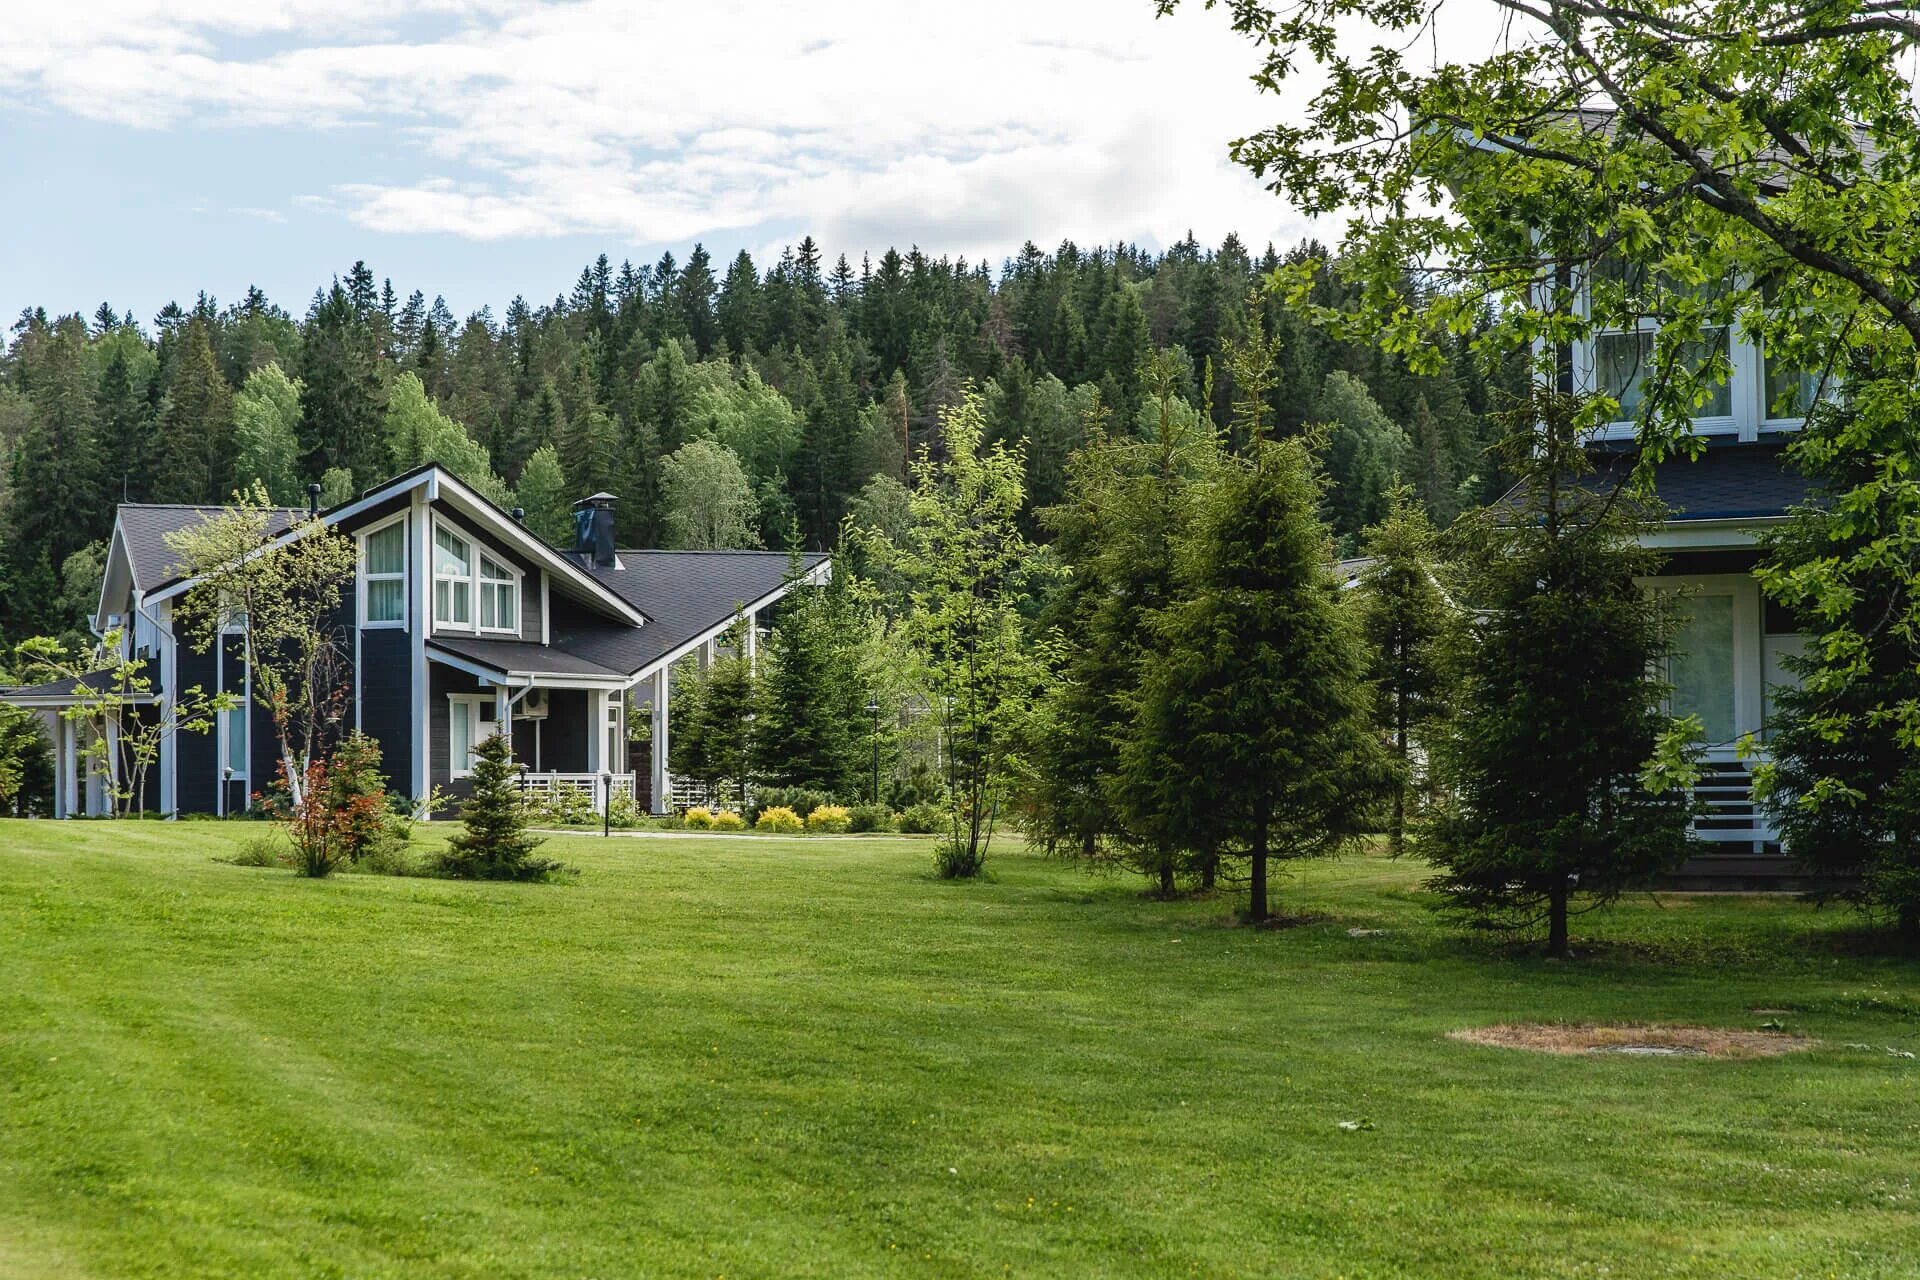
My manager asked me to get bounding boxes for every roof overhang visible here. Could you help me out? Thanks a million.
[425,642,632,690]
[1641,516,1787,550]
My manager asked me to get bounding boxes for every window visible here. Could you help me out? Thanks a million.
[605,697,624,773]
[222,704,247,774]
[1670,594,1737,744]
[434,525,473,628]
[1589,257,1732,426]
[361,520,406,626]
[1762,350,1832,423]
[449,694,499,776]
[479,554,518,633]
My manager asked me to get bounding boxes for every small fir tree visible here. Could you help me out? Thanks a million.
[1122,433,1394,922]
[435,731,566,882]
[1420,393,1696,956]
[1356,489,1449,855]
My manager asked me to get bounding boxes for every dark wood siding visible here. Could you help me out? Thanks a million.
[542,689,590,773]
[429,662,486,805]
[174,642,218,815]
[360,628,413,799]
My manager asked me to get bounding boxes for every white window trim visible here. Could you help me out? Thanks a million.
[477,551,523,637]
[430,514,523,638]
[447,693,502,778]
[1575,265,1752,442]
[358,514,408,630]
[1643,574,1762,758]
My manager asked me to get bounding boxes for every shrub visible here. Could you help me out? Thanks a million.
[750,786,832,824]
[933,838,985,879]
[530,782,596,826]
[807,804,851,833]
[899,802,946,835]
[346,838,421,877]
[433,733,571,882]
[755,805,804,834]
[684,807,715,830]
[607,788,643,828]
[711,810,746,830]
[847,803,894,833]
[226,833,288,867]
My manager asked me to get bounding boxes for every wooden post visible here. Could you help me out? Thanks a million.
[650,665,671,816]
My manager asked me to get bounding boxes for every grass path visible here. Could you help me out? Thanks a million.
[2,819,1917,1278]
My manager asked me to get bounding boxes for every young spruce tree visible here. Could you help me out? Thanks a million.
[1123,429,1393,923]
[1357,488,1449,856]
[1420,392,1694,956]
[435,732,566,882]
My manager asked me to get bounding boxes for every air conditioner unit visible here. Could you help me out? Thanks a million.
[516,687,550,720]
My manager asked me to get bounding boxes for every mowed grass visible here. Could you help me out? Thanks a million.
[2,821,1918,1279]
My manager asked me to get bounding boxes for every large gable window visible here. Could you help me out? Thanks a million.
[479,554,518,633]
[431,518,521,635]
[434,525,474,628]
[360,520,406,626]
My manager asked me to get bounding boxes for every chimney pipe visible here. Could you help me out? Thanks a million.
[571,493,618,567]
[306,481,322,518]
[510,506,526,524]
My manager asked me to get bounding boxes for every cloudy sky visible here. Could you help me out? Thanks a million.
[0,0,1330,325]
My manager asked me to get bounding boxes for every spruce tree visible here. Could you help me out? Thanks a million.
[152,315,234,504]
[1420,393,1694,955]
[434,731,565,881]
[299,283,388,486]
[1356,489,1448,856]
[7,316,101,583]
[1123,432,1392,922]
[753,580,858,794]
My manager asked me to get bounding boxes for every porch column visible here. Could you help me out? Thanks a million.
[650,665,671,816]
[54,716,70,819]
[743,610,758,671]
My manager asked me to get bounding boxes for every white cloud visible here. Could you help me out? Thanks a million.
[0,0,1379,260]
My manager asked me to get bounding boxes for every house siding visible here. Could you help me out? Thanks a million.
[174,643,218,815]
[429,662,486,806]
[360,627,413,799]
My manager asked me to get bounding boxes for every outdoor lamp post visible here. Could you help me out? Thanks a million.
[867,699,880,804]
[223,764,233,814]
[601,770,612,838]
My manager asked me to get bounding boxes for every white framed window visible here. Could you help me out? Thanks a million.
[1586,258,1735,436]
[604,696,624,772]
[478,553,520,634]
[359,517,407,627]
[448,694,500,777]
[433,524,474,629]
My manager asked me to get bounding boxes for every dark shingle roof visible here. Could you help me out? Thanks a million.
[1587,441,1815,521]
[426,636,625,679]
[118,504,301,590]
[431,550,827,681]
[1,669,155,703]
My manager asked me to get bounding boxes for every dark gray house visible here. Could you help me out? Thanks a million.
[2,463,826,819]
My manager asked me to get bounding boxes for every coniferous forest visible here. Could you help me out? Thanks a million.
[0,234,1510,651]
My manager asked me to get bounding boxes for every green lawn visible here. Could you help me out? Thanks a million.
[2,821,1917,1278]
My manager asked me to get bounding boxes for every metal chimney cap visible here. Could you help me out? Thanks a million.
[572,492,619,508]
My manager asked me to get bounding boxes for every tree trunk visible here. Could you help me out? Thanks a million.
[1899,905,1919,951]
[1389,706,1407,857]
[1249,812,1270,923]
[1200,851,1217,891]
[1158,856,1175,899]
[1548,882,1570,958]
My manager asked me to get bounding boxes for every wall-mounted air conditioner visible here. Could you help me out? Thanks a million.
[516,687,550,720]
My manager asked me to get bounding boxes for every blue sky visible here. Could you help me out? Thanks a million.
[1,0,1321,328]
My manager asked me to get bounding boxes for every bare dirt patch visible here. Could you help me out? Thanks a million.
[1450,1023,1813,1059]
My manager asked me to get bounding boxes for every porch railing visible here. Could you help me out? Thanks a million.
[1691,758,1775,846]
[514,771,634,815]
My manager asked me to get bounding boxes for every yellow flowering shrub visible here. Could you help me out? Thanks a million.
[711,810,746,830]
[806,804,852,833]
[755,805,804,834]
[683,807,715,830]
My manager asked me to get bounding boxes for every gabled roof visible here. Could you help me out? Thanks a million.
[141,465,647,628]
[428,550,829,683]
[117,504,301,591]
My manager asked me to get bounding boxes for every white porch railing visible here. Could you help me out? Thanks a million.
[514,771,634,815]
[1691,758,1775,846]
